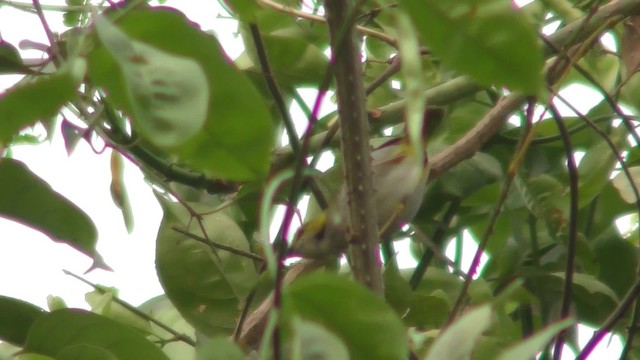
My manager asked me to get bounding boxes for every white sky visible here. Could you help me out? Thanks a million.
[0,1,624,358]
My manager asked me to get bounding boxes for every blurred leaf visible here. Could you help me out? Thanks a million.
[89,7,273,181]
[85,289,151,333]
[594,233,638,297]
[138,295,196,360]
[0,40,31,74]
[0,159,106,269]
[439,152,503,198]
[284,272,408,360]
[289,317,349,360]
[223,0,260,22]
[60,118,85,156]
[496,318,573,360]
[57,344,117,360]
[399,0,543,94]
[24,309,168,360]
[404,290,450,329]
[384,265,413,315]
[425,304,493,360]
[109,151,134,233]
[155,198,257,336]
[197,337,246,360]
[0,296,46,347]
[46,295,68,312]
[94,15,209,148]
[612,166,640,204]
[578,135,623,208]
[0,68,79,144]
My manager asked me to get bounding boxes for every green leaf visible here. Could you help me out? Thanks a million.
[85,289,152,333]
[612,166,640,204]
[0,40,31,74]
[496,318,573,360]
[0,296,46,347]
[0,69,78,144]
[24,309,169,360]
[197,337,246,360]
[138,295,196,360]
[223,0,260,22]
[289,317,349,360]
[0,159,105,268]
[88,8,273,181]
[440,152,503,198]
[425,304,493,360]
[155,198,257,336]
[283,272,408,360]
[57,344,118,360]
[578,139,622,209]
[94,15,209,148]
[399,0,543,94]
[550,272,619,302]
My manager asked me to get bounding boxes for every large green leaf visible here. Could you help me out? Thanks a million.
[155,198,257,336]
[0,159,105,268]
[88,7,273,181]
[24,309,168,360]
[283,272,408,360]
[398,0,543,94]
[0,296,46,347]
[0,66,79,144]
[94,15,209,148]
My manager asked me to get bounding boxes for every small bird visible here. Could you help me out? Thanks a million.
[289,128,432,259]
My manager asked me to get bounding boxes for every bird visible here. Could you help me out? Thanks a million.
[288,114,438,259]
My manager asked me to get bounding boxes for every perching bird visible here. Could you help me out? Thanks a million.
[289,109,441,259]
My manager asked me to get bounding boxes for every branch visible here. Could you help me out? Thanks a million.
[325,0,383,294]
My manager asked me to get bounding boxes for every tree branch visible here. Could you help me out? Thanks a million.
[325,0,383,294]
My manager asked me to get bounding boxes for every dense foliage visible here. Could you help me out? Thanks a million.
[2,0,640,359]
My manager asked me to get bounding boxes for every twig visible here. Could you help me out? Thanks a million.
[171,226,264,262]
[257,0,397,47]
[31,0,60,65]
[63,269,197,346]
[578,280,640,359]
[548,103,579,360]
[248,23,300,155]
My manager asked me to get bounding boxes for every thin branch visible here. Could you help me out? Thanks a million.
[248,23,300,155]
[31,0,60,65]
[171,226,264,262]
[410,200,460,289]
[548,103,579,360]
[63,270,197,347]
[578,280,640,359]
[257,0,397,47]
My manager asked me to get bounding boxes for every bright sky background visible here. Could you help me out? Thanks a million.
[0,1,624,358]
